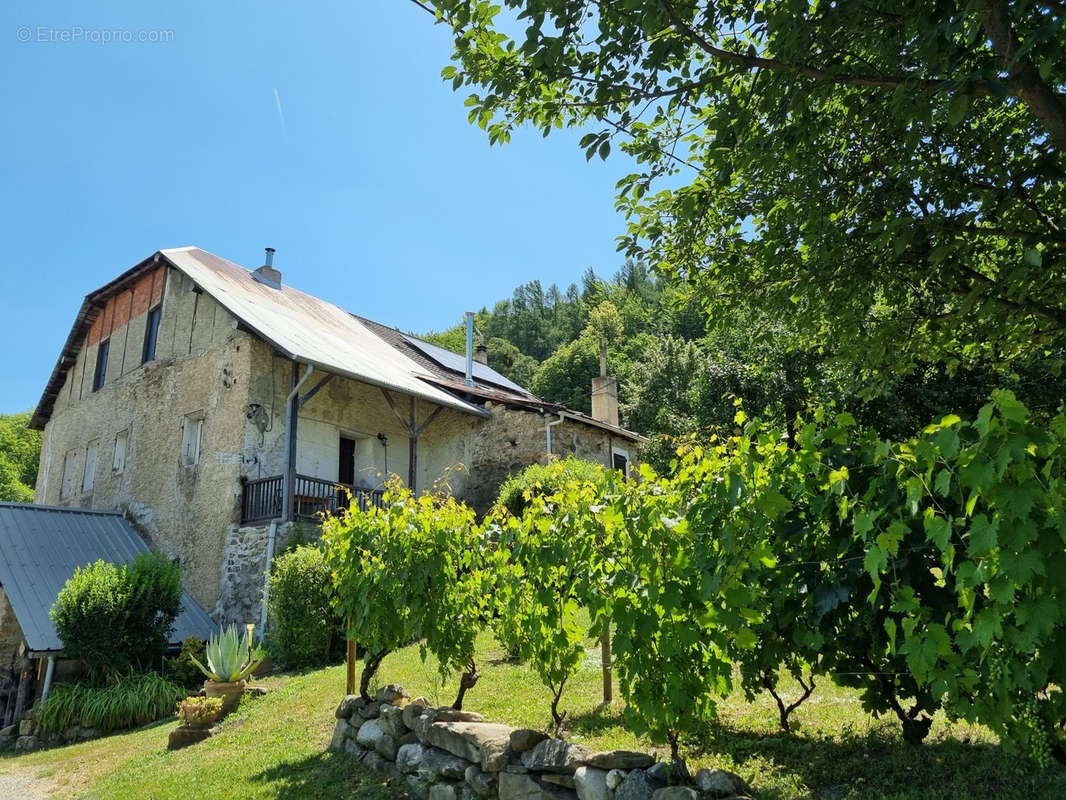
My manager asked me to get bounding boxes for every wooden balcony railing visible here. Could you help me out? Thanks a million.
[240,474,385,525]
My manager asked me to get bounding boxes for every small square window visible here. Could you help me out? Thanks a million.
[113,429,129,473]
[182,413,203,467]
[142,306,161,364]
[92,340,109,391]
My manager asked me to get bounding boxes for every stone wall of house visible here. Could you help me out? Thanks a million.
[35,265,257,609]
[0,587,26,672]
[329,685,749,800]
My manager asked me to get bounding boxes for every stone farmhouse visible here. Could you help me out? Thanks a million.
[29,246,643,628]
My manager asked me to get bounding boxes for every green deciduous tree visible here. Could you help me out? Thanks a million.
[425,0,1066,385]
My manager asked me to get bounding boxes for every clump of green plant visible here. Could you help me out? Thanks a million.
[175,695,223,726]
[495,457,608,517]
[50,552,182,680]
[267,546,344,669]
[167,636,207,689]
[38,672,183,736]
[192,626,265,683]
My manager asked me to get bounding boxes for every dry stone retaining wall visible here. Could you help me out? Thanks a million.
[329,684,750,800]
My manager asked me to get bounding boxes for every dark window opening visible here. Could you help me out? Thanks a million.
[92,340,109,391]
[142,305,161,364]
[612,451,629,475]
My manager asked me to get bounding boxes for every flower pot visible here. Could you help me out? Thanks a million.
[203,679,246,713]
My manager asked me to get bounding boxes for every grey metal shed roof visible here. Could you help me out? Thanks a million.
[0,503,216,655]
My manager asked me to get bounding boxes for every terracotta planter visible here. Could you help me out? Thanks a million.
[203,679,246,713]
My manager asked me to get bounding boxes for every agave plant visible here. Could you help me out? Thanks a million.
[191,626,265,683]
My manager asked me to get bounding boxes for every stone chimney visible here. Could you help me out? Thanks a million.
[474,343,488,365]
[590,338,618,426]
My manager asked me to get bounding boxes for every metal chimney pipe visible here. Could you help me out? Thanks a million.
[264,247,275,267]
[465,312,475,386]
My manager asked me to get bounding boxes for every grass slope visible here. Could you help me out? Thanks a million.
[2,629,1065,799]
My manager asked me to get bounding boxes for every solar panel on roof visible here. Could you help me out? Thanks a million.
[401,335,530,395]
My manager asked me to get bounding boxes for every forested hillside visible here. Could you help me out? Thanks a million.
[423,265,1066,470]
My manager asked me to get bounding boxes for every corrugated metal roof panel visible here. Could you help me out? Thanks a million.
[0,503,216,653]
[400,334,532,395]
[160,247,488,418]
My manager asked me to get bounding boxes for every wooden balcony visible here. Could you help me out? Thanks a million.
[240,474,385,526]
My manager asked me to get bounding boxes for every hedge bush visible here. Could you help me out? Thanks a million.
[50,551,183,679]
[267,545,344,669]
[495,457,607,517]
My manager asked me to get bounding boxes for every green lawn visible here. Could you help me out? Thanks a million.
[2,629,1065,799]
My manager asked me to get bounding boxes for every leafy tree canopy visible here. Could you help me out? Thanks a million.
[424,0,1066,386]
[0,412,42,502]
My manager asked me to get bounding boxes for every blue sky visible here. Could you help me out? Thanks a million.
[0,0,625,413]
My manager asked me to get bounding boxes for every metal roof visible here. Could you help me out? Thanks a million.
[0,503,216,654]
[401,334,532,395]
[160,248,488,418]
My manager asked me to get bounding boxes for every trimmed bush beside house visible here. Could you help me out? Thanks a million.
[50,551,183,679]
[494,457,607,518]
[267,545,345,669]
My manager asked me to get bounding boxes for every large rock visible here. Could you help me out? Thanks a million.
[356,718,387,750]
[426,721,515,772]
[614,770,655,800]
[419,747,472,781]
[543,774,576,789]
[0,724,15,736]
[465,764,497,799]
[376,733,398,761]
[606,770,626,791]
[692,768,748,798]
[364,750,387,773]
[499,772,578,800]
[18,719,35,736]
[587,752,653,771]
[651,788,697,800]
[15,735,40,752]
[430,784,458,800]
[404,698,430,730]
[336,694,365,719]
[521,739,592,773]
[397,742,428,773]
[376,684,409,705]
[330,719,354,751]
[574,767,609,800]
[436,709,486,723]
[380,704,408,738]
[345,740,368,760]
[510,729,549,753]
[358,702,382,720]
[414,708,441,742]
[644,763,669,787]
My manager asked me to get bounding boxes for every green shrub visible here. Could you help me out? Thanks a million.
[267,546,344,669]
[495,457,608,517]
[167,637,206,689]
[38,672,184,735]
[50,552,183,679]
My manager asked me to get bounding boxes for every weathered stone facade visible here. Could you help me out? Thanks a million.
[329,684,750,800]
[34,258,640,624]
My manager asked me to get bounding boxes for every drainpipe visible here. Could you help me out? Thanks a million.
[261,362,313,638]
[545,413,565,461]
[281,363,314,522]
[464,312,475,387]
[40,656,56,703]
[258,519,278,639]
